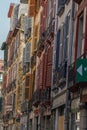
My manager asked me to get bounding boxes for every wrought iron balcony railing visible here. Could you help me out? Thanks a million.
[33,89,41,107]
[40,87,51,107]
[68,62,75,88]
[21,101,28,113]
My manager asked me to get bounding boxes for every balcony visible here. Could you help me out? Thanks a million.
[3,111,13,122]
[23,63,30,75]
[38,32,45,49]
[68,63,75,89]
[33,89,41,107]
[28,98,34,111]
[6,84,12,93]
[12,79,16,89]
[40,87,51,107]
[73,0,82,4]
[8,111,13,120]
[3,113,9,122]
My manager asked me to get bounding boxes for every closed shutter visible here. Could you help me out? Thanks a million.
[25,43,31,63]
[46,47,53,87]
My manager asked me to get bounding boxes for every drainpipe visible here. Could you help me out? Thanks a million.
[64,1,74,130]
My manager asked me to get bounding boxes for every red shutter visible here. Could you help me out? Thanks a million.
[3,75,7,90]
[46,47,53,87]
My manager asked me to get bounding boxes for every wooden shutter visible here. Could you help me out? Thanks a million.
[24,16,28,35]
[43,53,47,89]
[13,5,19,29]
[22,47,26,66]
[21,81,25,103]
[25,76,30,87]
[46,47,53,87]
[3,74,7,90]
[25,43,31,63]
[59,26,64,64]
[55,30,60,70]
[39,54,45,89]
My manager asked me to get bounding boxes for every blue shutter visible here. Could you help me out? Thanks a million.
[55,30,60,71]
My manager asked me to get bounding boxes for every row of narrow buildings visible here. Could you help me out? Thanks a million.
[1,0,87,130]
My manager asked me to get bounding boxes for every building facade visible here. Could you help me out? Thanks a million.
[2,0,87,130]
[52,0,75,130]
[69,0,87,130]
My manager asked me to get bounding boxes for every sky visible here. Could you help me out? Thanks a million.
[0,0,20,59]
